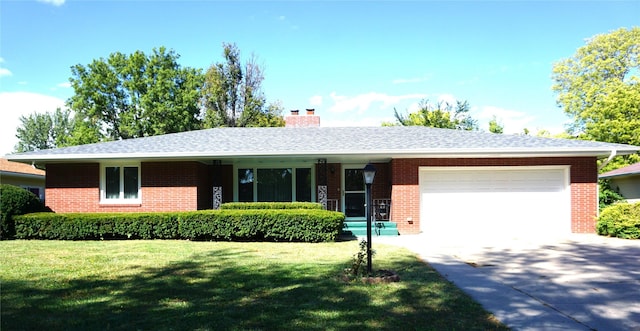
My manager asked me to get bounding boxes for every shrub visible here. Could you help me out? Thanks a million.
[596,202,640,239]
[599,179,624,210]
[178,209,344,242]
[220,202,323,210]
[14,212,181,240]
[0,184,47,239]
[14,209,345,242]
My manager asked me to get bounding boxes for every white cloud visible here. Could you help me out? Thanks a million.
[57,82,71,88]
[437,94,457,107]
[0,56,12,77]
[309,95,323,107]
[407,101,421,113]
[0,92,65,155]
[0,68,12,77]
[327,92,427,114]
[476,105,537,134]
[37,0,65,6]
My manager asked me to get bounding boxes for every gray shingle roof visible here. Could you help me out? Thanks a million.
[600,162,640,178]
[6,126,639,162]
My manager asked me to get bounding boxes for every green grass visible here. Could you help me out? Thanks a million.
[1,240,508,330]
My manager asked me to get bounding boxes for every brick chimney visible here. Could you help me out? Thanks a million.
[285,108,320,127]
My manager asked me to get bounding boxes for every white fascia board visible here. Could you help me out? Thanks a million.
[5,146,638,163]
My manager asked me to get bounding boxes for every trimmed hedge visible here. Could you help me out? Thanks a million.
[220,202,323,210]
[14,209,344,242]
[596,202,640,239]
[14,213,180,240]
[1,184,48,239]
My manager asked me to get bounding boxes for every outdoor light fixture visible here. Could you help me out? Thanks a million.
[363,163,376,274]
[363,163,376,185]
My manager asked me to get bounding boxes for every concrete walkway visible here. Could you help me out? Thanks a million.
[374,234,640,331]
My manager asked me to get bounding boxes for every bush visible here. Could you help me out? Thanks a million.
[14,213,180,240]
[599,179,624,210]
[1,184,48,239]
[220,202,323,210]
[178,209,343,242]
[14,209,345,242]
[596,202,640,239]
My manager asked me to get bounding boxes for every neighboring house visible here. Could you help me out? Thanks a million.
[600,162,640,203]
[6,109,640,240]
[0,158,46,201]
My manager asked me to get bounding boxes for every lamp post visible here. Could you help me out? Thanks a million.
[363,163,376,275]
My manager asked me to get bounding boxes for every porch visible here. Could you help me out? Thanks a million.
[327,198,398,237]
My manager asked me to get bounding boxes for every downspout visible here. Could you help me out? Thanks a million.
[598,149,617,172]
[597,149,617,218]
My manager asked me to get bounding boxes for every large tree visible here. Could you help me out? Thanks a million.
[392,99,478,130]
[67,47,204,141]
[552,27,640,146]
[202,43,284,127]
[14,108,73,152]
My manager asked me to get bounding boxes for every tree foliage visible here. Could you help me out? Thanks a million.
[488,116,504,134]
[14,108,73,152]
[67,47,204,141]
[393,99,478,130]
[201,43,284,128]
[552,27,640,146]
[14,44,285,153]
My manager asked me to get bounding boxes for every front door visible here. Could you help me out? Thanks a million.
[343,167,365,220]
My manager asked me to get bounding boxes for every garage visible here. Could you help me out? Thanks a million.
[419,166,570,242]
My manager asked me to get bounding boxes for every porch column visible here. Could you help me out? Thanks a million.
[317,158,328,209]
[212,160,222,209]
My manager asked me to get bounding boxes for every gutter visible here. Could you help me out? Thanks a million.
[598,149,617,172]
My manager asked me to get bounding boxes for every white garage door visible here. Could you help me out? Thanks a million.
[420,166,570,242]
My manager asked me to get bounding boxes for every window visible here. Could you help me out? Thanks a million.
[21,186,44,201]
[101,164,140,203]
[295,168,312,202]
[236,166,313,202]
[238,168,254,202]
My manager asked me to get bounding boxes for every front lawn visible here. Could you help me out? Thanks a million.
[0,240,508,330]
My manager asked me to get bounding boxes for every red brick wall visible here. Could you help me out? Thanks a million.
[372,162,392,199]
[220,165,234,203]
[46,161,214,213]
[390,157,598,234]
[567,158,598,233]
[284,113,320,127]
[326,163,341,202]
[197,163,213,210]
[46,163,99,213]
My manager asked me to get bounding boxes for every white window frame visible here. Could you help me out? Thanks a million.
[100,163,142,204]
[20,186,45,201]
[232,162,316,202]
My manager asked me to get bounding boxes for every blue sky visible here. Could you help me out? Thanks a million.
[1,0,638,155]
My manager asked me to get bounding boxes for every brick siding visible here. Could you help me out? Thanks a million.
[390,157,598,234]
[45,157,599,235]
[46,161,214,213]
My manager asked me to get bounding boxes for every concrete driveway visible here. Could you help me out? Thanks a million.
[375,234,640,331]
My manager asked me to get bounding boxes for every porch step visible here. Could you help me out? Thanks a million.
[341,221,399,237]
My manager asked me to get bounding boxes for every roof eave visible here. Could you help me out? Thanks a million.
[6,147,636,164]
[0,171,46,180]
[599,172,640,179]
